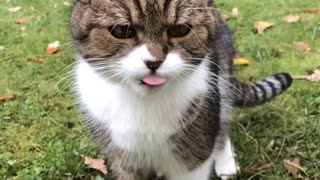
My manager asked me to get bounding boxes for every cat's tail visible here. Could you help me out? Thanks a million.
[231,73,293,107]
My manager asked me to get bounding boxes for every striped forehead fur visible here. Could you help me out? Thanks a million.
[71,0,217,66]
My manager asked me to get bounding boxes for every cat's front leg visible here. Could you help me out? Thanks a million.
[168,157,214,180]
[108,151,143,180]
[214,136,238,180]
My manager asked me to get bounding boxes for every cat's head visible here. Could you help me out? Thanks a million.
[71,0,217,95]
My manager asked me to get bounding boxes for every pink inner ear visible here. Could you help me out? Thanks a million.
[142,76,167,86]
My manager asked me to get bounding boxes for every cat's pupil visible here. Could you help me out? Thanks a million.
[167,25,191,38]
[109,25,136,39]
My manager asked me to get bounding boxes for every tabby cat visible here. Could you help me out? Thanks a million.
[71,0,292,179]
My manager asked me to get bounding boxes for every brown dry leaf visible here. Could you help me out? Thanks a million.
[0,94,15,102]
[8,6,22,13]
[83,156,108,175]
[254,21,274,34]
[244,163,274,173]
[303,8,320,14]
[283,15,300,23]
[223,14,231,22]
[0,46,5,52]
[232,8,239,17]
[15,18,26,24]
[27,57,46,64]
[283,158,307,177]
[31,143,44,151]
[47,41,61,55]
[295,42,311,53]
[294,69,320,82]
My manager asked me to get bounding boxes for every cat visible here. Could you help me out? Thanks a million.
[70,0,292,179]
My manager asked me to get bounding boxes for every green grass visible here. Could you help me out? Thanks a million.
[0,0,319,179]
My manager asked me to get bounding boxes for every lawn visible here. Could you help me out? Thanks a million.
[0,0,319,179]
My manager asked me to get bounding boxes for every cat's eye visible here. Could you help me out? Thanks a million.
[109,25,136,39]
[167,25,191,38]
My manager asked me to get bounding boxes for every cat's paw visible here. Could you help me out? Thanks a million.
[214,157,238,180]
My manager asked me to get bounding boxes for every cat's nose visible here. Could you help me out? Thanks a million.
[143,59,163,71]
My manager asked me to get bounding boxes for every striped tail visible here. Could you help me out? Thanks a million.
[231,73,293,107]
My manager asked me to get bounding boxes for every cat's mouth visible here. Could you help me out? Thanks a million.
[139,75,167,87]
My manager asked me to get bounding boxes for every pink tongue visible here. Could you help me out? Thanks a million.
[142,76,167,86]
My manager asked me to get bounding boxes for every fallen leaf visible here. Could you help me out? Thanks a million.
[15,18,26,24]
[283,158,307,177]
[294,69,320,82]
[222,14,230,22]
[63,1,71,6]
[8,6,22,13]
[303,8,320,14]
[295,42,311,53]
[27,57,46,64]
[0,46,5,52]
[244,163,274,173]
[283,15,300,23]
[0,94,15,102]
[232,8,239,17]
[234,58,250,66]
[47,41,60,55]
[31,143,44,151]
[83,156,108,175]
[254,21,274,34]
[21,26,27,31]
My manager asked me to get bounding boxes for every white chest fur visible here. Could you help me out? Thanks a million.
[75,60,210,172]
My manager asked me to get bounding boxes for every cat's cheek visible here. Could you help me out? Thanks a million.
[156,53,185,77]
[118,45,154,78]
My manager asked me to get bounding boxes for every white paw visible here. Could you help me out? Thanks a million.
[215,157,238,180]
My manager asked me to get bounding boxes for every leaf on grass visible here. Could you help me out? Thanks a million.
[27,57,46,64]
[283,15,300,23]
[283,158,307,177]
[31,143,44,151]
[303,8,320,14]
[0,94,15,102]
[232,8,239,17]
[234,58,250,66]
[244,163,273,173]
[63,1,71,6]
[0,46,5,52]
[294,69,320,82]
[21,26,27,31]
[295,42,311,53]
[15,18,26,24]
[222,14,231,22]
[83,156,108,175]
[47,41,60,55]
[8,6,22,13]
[254,21,274,34]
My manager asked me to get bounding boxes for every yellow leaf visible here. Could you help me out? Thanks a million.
[254,21,274,34]
[234,58,250,66]
[8,6,22,13]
